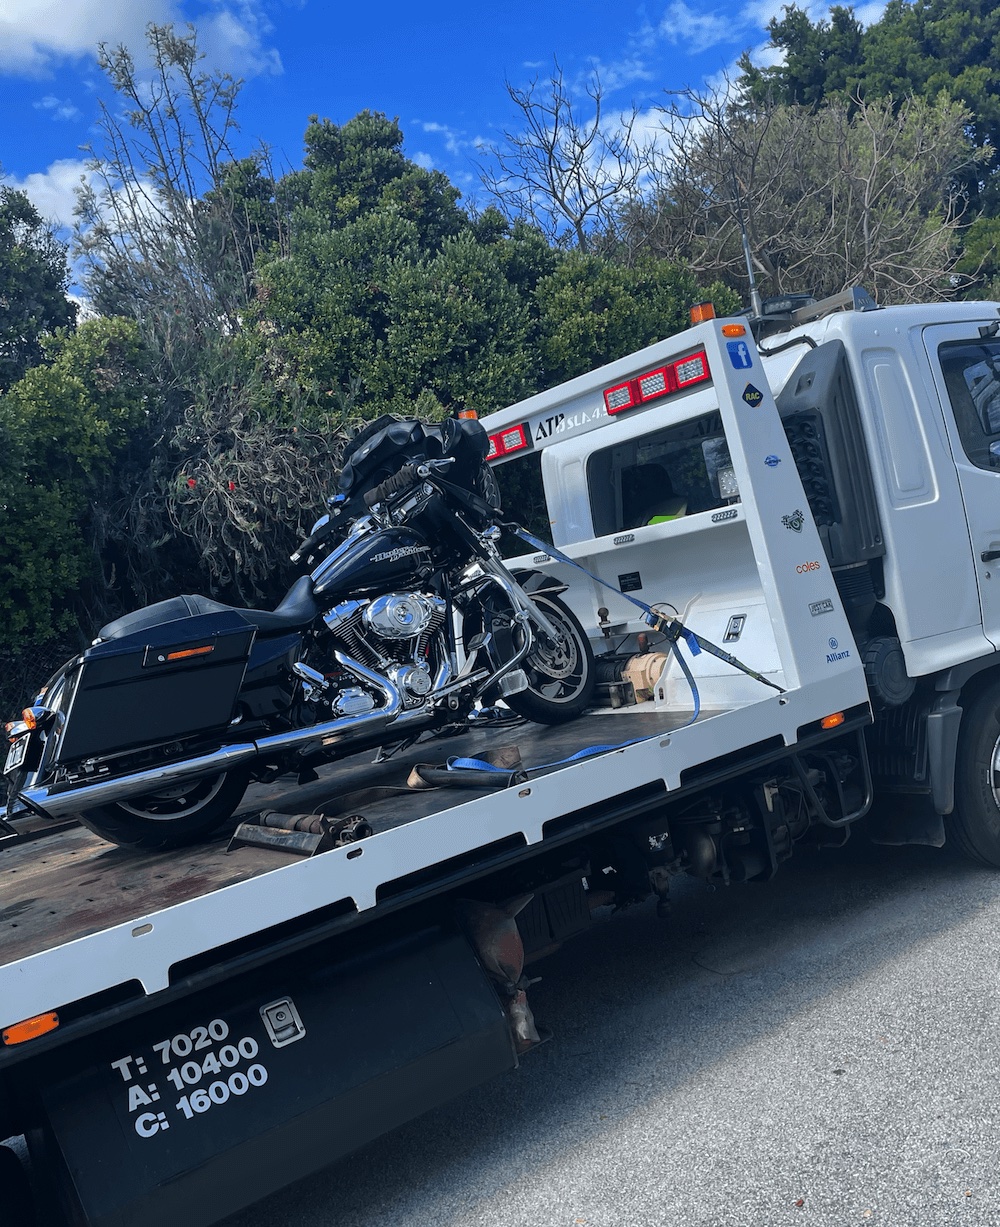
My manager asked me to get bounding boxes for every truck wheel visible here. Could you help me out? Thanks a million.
[77,766,251,851]
[0,1144,35,1227]
[504,592,596,725]
[951,681,1000,867]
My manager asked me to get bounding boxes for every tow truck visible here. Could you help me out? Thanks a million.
[3,289,999,1226]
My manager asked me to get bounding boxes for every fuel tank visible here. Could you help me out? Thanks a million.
[311,527,433,602]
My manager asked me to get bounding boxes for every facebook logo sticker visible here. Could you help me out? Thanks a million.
[726,340,754,369]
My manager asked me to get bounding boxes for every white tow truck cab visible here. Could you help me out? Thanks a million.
[485,290,1000,854]
[1,291,997,1227]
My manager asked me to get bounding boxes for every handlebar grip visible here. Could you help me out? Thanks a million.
[364,464,419,508]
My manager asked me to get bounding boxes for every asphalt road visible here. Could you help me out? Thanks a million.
[211,831,1000,1227]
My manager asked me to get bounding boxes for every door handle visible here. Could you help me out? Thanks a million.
[982,550,1000,563]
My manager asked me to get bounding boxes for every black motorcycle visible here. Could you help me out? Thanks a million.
[1,416,595,849]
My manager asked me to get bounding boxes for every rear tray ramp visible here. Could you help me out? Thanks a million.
[33,925,515,1227]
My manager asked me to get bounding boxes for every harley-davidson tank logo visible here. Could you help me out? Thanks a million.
[371,545,425,563]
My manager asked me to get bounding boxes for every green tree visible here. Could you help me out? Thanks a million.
[535,253,739,385]
[0,318,149,645]
[740,0,1000,212]
[0,187,77,394]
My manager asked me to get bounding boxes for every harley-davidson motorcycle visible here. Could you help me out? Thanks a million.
[1,416,595,849]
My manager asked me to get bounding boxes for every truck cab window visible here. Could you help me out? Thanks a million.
[587,411,737,537]
[493,450,550,554]
[939,339,1000,470]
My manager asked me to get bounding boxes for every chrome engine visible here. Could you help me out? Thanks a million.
[319,592,448,709]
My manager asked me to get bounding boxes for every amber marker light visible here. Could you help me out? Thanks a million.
[821,712,845,730]
[457,408,478,420]
[20,709,37,729]
[721,324,747,337]
[689,302,716,324]
[2,1011,59,1045]
[166,645,215,661]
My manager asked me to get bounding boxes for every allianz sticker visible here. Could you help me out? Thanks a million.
[764,454,781,467]
[712,507,738,523]
[781,509,805,533]
[531,404,606,443]
[826,636,851,663]
[809,598,835,617]
[742,383,764,408]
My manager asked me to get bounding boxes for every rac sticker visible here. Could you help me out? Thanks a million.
[742,383,763,407]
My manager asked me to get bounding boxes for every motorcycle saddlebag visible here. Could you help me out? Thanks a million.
[55,611,256,764]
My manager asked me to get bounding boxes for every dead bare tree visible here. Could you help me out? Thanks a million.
[622,83,986,303]
[482,64,653,251]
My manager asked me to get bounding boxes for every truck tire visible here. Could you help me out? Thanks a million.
[77,765,251,851]
[0,1144,35,1227]
[951,680,1000,867]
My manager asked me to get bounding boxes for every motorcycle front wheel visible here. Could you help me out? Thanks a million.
[503,591,596,725]
[77,765,251,851]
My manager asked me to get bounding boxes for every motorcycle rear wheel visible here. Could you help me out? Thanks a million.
[503,592,596,725]
[77,765,251,850]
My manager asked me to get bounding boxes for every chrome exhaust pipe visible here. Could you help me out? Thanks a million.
[254,651,401,754]
[10,651,404,822]
[16,742,259,820]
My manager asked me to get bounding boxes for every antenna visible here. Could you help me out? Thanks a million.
[729,169,763,319]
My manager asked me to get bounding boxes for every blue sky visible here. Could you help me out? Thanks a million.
[0,0,887,229]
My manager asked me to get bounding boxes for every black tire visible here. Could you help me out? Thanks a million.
[0,1144,35,1227]
[503,591,595,725]
[951,680,1000,867]
[77,765,251,851]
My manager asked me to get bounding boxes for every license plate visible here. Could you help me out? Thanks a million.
[4,735,28,775]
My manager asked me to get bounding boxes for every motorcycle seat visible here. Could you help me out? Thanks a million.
[97,575,319,641]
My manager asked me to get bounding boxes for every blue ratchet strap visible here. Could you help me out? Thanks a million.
[511,526,784,696]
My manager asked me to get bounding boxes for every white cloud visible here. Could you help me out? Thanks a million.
[656,2,735,55]
[34,94,82,121]
[413,151,435,171]
[0,0,281,77]
[412,121,487,160]
[3,158,95,227]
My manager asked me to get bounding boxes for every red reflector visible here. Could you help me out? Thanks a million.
[604,381,638,414]
[673,351,710,387]
[487,423,529,460]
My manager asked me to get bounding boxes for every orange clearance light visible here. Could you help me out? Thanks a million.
[166,645,215,662]
[3,1011,59,1046]
[821,712,845,730]
[721,324,746,337]
[689,302,716,324]
[21,709,37,730]
[457,408,478,420]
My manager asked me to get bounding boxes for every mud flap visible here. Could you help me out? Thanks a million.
[31,926,515,1227]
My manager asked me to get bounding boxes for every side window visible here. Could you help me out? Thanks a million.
[939,339,1000,470]
[587,411,738,537]
[493,450,549,555]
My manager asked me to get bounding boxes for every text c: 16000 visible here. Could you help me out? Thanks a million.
[176,1064,269,1119]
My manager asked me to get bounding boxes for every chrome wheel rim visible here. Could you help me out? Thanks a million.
[118,773,227,820]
